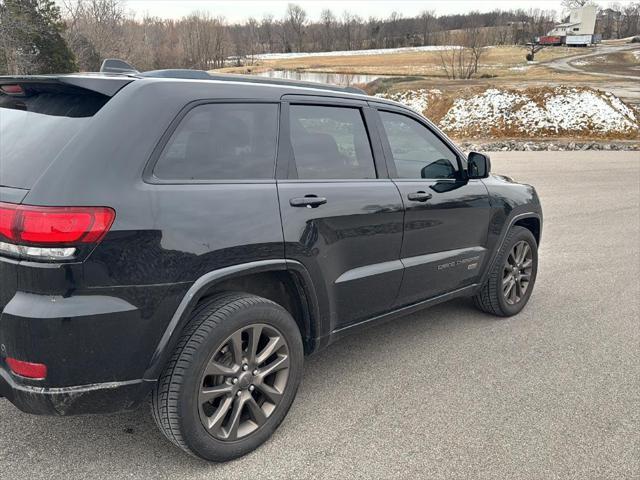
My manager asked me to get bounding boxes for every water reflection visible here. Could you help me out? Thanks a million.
[252,70,388,86]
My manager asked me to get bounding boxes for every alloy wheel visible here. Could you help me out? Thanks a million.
[198,323,290,441]
[502,240,533,305]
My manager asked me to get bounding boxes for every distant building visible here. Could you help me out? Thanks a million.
[548,5,597,36]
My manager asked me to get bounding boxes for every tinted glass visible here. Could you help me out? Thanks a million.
[0,91,108,189]
[154,103,279,180]
[289,105,376,180]
[380,111,458,179]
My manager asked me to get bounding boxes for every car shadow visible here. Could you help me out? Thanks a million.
[1,297,495,476]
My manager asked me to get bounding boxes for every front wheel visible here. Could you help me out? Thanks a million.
[151,293,304,462]
[474,226,538,316]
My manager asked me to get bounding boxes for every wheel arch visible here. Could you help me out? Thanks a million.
[143,259,320,381]
[514,216,541,245]
[479,212,542,289]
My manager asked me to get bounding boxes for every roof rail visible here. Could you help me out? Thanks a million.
[99,59,367,95]
[140,69,211,80]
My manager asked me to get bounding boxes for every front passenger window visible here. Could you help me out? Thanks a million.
[379,111,459,180]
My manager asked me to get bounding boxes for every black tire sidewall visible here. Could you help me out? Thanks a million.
[177,298,304,461]
[496,228,538,316]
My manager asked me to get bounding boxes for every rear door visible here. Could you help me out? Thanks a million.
[372,106,491,307]
[277,97,404,330]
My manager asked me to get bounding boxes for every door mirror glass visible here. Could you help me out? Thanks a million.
[467,152,491,179]
[420,159,457,179]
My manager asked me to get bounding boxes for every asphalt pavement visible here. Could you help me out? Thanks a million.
[1,152,639,479]
[545,43,640,80]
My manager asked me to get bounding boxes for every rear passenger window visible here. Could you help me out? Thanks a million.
[289,105,376,180]
[154,103,278,180]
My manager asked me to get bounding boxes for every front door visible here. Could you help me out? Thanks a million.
[277,101,404,330]
[374,107,492,307]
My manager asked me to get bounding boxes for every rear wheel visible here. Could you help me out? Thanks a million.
[474,226,538,316]
[151,293,304,462]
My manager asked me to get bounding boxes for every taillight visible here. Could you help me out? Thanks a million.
[0,202,115,260]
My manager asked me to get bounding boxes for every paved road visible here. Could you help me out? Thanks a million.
[545,44,640,80]
[1,152,639,479]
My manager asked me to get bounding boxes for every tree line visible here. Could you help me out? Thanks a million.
[0,0,639,76]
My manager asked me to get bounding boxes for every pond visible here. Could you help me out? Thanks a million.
[251,70,388,86]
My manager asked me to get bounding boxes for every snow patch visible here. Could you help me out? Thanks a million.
[256,45,461,60]
[439,87,638,136]
[375,89,442,114]
[441,89,528,132]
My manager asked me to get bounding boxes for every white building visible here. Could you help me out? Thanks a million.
[548,5,597,36]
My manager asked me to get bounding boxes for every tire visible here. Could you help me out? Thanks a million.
[151,292,304,462]
[473,226,538,317]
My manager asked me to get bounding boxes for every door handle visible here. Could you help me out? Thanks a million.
[407,191,433,202]
[289,195,327,208]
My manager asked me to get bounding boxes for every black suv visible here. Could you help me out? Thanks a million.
[0,65,542,462]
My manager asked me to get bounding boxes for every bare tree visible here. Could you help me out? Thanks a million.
[619,3,640,37]
[599,4,622,39]
[285,3,307,52]
[320,9,336,51]
[60,0,136,68]
[342,11,354,50]
[180,12,227,70]
[385,11,402,48]
[245,17,259,63]
[439,16,488,80]
[419,10,437,45]
[259,15,276,53]
[561,0,596,9]
[464,23,487,75]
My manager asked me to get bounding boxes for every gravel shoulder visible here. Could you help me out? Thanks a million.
[1,152,639,480]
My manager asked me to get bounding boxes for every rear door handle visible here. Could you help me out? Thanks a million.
[407,191,433,202]
[289,195,327,208]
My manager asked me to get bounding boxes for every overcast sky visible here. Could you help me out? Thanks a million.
[104,0,631,22]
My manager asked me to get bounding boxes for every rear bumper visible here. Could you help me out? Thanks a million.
[0,281,185,415]
[0,364,152,415]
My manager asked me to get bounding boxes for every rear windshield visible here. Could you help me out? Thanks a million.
[0,88,108,189]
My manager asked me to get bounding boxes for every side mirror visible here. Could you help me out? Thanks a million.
[467,152,491,179]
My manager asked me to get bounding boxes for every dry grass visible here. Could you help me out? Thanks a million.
[216,45,581,78]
